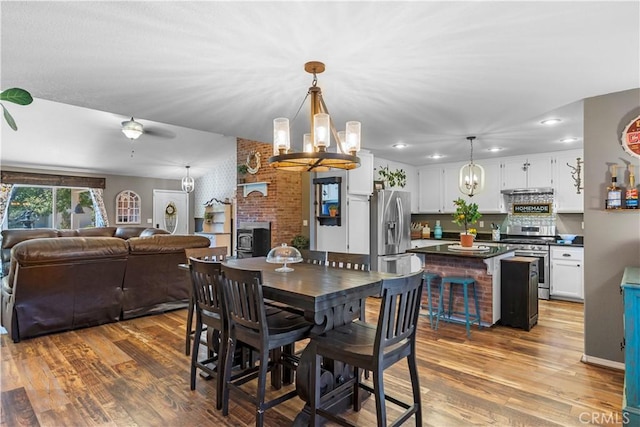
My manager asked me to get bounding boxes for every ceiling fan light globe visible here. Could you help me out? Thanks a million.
[121,118,143,140]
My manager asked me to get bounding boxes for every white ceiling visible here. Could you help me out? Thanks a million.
[1,1,639,180]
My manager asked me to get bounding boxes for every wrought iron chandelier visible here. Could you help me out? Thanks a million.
[458,136,485,197]
[268,61,361,172]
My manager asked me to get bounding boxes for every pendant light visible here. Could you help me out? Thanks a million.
[181,166,195,193]
[268,61,361,172]
[458,136,485,197]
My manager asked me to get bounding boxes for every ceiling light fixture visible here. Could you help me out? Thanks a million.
[487,147,503,152]
[429,154,444,159]
[181,166,194,193]
[541,118,562,125]
[268,61,361,172]
[458,136,485,197]
[560,137,578,143]
[121,117,143,140]
[393,143,407,149]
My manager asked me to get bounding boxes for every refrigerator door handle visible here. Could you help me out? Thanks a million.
[396,197,404,249]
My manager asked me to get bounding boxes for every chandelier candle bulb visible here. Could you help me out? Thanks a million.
[303,133,313,153]
[345,121,361,154]
[314,113,330,150]
[273,118,290,154]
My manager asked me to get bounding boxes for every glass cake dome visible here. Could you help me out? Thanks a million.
[266,243,303,272]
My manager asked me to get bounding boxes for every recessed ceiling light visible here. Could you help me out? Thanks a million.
[393,143,407,149]
[487,147,503,152]
[541,118,562,125]
[429,154,444,159]
[560,137,578,143]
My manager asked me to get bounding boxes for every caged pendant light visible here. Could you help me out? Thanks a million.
[458,136,485,197]
[181,166,195,193]
[268,61,361,172]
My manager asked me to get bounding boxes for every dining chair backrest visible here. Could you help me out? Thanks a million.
[220,265,268,343]
[189,258,225,321]
[300,249,327,265]
[326,252,370,271]
[185,246,228,263]
[375,271,423,357]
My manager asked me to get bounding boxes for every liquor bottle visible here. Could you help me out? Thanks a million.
[626,165,638,209]
[606,165,622,209]
[422,222,431,238]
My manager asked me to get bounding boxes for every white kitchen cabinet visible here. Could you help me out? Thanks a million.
[550,246,584,301]
[553,149,584,213]
[347,150,374,195]
[346,195,370,254]
[442,163,463,213]
[502,154,553,189]
[418,166,443,213]
[469,160,503,213]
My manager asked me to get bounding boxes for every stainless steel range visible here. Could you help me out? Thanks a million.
[502,225,555,300]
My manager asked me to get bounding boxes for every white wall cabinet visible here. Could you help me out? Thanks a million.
[501,154,553,189]
[553,149,584,213]
[469,160,503,213]
[418,167,443,213]
[550,245,584,301]
[347,150,374,196]
[346,195,370,254]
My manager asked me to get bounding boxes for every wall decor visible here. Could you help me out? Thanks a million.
[245,151,261,174]
[621,114,640,159]
[115,190,141,224]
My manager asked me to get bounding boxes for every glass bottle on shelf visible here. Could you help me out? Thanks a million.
[626,165,638,209]
[606,165,622,209]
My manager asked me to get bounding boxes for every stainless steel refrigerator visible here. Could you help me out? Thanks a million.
[370,189,412,274]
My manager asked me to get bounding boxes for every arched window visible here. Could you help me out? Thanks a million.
[115,190,141,224]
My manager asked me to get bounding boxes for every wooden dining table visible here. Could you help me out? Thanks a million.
[222,256,394,426]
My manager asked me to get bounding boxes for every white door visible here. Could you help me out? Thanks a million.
[153,190,189,235]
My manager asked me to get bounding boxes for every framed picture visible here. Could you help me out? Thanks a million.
[374,180,385,191]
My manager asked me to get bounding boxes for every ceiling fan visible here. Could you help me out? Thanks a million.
[120,117,176,140]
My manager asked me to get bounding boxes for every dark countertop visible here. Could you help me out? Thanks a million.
[414,232,585,248]
[408,243,515,259]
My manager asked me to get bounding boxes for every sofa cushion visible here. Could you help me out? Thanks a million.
[127,235,211,253]
[1,228,58,276]
[139,228,171,237]
[114,227,149,239]
[57,229,79,237]
[76,227,117,237]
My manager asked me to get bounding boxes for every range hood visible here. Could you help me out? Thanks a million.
[501,187,554,195]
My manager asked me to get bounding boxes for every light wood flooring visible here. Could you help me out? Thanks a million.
[1,299,624,426]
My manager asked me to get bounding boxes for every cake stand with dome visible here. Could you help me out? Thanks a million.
[266,243,303,272]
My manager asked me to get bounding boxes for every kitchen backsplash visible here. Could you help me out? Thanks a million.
[505,192,556,228]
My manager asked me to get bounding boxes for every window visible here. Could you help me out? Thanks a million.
[5,186,96,229]
[115,190,141,224]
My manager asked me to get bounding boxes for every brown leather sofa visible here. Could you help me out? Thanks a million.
[1,227,210,342]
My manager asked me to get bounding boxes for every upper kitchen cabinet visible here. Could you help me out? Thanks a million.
[553,149,584,213]
[347,150,374,195]
[502,154,554,189]
[468,160,503,213]
[418,166,443,213]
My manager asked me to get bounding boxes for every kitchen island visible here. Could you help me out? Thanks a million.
[408,243,515,326]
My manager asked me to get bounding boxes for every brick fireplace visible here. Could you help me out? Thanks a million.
[236,138,302,248]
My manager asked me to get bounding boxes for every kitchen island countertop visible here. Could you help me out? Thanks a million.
[408,243,515,259]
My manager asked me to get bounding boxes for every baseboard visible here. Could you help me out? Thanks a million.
[581,353,625,370]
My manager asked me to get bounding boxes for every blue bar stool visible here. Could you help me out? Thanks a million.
[421,272,440,328]
[435,276,481,337]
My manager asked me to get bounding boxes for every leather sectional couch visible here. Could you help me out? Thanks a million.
[1,227,210,342]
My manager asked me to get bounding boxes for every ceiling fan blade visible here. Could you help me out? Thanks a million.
[144,127,176,139]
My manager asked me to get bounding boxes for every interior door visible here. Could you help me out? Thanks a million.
[153,190,188,234]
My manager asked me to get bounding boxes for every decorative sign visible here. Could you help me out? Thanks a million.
[512,203,552,215]
[621,114,640,159]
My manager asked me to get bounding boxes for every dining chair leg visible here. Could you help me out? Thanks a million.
[353,366,362,411]
[310,345,321,427]
[189,316,202,390]
[373,369,387,427]
[271,348,282,390]
[408,352,422,426]
[256,350,270,427]
[215,328,228,411]
[222,334,236,416]
[185,294,195,355]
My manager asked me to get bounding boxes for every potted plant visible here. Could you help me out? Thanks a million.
[1,88,33,131]
[376,165,407,188]
[203,211,214,224]
[291,234,310,250]
[237,164,249,184]
[452,197,482,247]
[328,204,338,217]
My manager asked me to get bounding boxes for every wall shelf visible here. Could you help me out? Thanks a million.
[238,182,269,197]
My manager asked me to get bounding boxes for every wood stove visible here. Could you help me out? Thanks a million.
[236,222,271,258]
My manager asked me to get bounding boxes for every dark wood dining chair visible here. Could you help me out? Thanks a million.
[309,271,424,427]
[184,246,228,355]
[188,258,226,409]
[327,251,370,321]
[220,264,312,427]
[300,249,327,265]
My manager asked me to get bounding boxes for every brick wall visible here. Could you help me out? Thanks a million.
[236,138,302,247]
[421,254,495,326]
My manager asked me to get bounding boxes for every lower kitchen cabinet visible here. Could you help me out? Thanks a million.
[550,245,584,301]
[500,256,539,331]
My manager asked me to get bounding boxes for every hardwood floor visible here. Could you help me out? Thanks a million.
[1,299,623,426]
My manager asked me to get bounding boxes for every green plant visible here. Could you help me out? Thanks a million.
[328,204,338,211]
[452,197,482,234]
[237,164,249,175]
[291,234,310,250]
[203,211,214,223]
[376,165,407,188]
[1,88,33,131]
